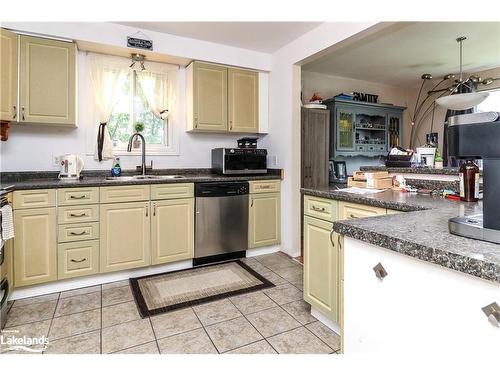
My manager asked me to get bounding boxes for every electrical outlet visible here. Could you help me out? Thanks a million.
[52,155,61,167]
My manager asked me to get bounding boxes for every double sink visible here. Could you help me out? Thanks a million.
[105,175,185,181]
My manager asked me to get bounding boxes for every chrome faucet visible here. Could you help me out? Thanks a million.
[127,132,147,176]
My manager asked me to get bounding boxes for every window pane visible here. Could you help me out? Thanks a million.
[135,77,166,146]
[108,75,131,147]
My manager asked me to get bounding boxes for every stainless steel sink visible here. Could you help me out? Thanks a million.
[105,176,134,181]
[105,175,185,181]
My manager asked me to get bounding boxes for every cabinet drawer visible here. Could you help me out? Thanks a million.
[58,187,99,206]
[151,183,194,200]
[338,201,386,220]
[249,180,280,193]
[13,189,56,209]
[58,240,99,279]
[304,195,337,222]
[100,185,150,203]
[58,222,99,243]
[58,205,99,224]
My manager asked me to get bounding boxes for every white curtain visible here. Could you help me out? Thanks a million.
[88,54,127,161]
[137,69,178,124]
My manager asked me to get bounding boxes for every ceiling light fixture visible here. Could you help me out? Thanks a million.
[129,53,146,71]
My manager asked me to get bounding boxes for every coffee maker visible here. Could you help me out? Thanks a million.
[447,112,500,243]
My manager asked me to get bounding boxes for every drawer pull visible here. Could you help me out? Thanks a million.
[70,195,88,199]
[311,205,326,212]
[259,185,271,189]
[482,302,500,327]
[70,258,87,263]
[349,214,359,219]
[69,231,88,236]
[69,213,87,217]
[373,263,388,279]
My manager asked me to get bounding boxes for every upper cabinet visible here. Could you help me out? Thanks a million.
[0,28,18,122]
[187,61,262,134]
[19,35,77,126]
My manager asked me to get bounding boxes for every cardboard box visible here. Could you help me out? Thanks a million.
[352,171,389,181]
[348,176,393,189]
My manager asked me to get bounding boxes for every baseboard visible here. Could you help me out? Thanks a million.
[11,260,193,301]
[311,306,341,335]
[246,245,280,257]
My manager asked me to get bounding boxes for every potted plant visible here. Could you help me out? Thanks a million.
[434,149,443,169]
[133,122,144,149]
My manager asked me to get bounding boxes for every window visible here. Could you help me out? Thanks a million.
[476,89,500,112]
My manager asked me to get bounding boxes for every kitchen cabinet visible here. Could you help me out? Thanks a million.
[228,68,259,133]
[301,107,330,188]
[100,201,150,273]
[58,240,99,280]
[187,61,228,132]
[19,35,76,126]
[249,191,281,249]
[303,215,339,322]
[151,198,194,265]
[338,201,387,219]
[0,28,18,122]
[14,208,57,287]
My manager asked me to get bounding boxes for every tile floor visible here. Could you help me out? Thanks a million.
[1,252,340,354]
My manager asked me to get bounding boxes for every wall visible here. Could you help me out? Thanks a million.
[301,70,410,173]
[0,22,273,172]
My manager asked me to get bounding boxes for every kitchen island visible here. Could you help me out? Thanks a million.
[301,185,500,355]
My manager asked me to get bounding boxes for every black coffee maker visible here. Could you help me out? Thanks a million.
[331,161,347,183]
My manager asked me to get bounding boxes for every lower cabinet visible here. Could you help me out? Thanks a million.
[338,201,387,219]
[249,192,281,248]
[14,207,57,287]
[303,215,339,322]
[100,201,150,273]
[58,240,99,280]
[151,198,194,265]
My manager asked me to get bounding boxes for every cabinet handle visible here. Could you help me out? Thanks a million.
[373,263,388,279]
[482,302,500,327]
[21,106,25,121]
[330,228,336,247]
[349,213,358,219]
[69,231,88,236]
[251,199,254,207]
[311,205,326,212]
[260,185,271,189]
[70,258,87,263]
[153,204,156,216]
[146,206,149,217]
[13,105,16,120]
[70,195,87,199]
[194,118,198,128]
[69,213,87,217]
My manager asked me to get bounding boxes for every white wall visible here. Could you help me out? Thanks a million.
[0,23,272,172]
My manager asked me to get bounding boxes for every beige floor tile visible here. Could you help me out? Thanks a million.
[158,328,218,354]
[44,330,101,354]
[0,320,51,354]
[150,308,201,339]
[60,285,101,299]
[226,340,277,354]
[102,285,133,307]
[5,300,57,328]
[193,299,242,326]
[102,301,141,328]
[263,284,303,305]
[274,266,303,284]
[113,341,159,354]
[245,306,301,338]
[101,318,155,353]
[102,280,130,290]
[267,327,333,354]
[281,300,317,325]
[305,321,341,351]
[229,291,277,315]
[13,293,60,307]
[54,291,101,317]
[292,282,304,291]
[258,270,288,286]
[254,252,289,267]
[49,309,101,340]
[205,316,262,353]
[267,260,302,273]
[239,257,261,267]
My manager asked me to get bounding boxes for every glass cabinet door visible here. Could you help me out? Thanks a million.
[388,113,402,149]
[336,109,355,151]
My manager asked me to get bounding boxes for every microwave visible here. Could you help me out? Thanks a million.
[211,148,267,175]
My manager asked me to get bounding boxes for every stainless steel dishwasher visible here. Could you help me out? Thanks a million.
[194,182,249,265]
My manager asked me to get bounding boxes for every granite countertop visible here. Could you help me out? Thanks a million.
[301,185,500,284]
[360,165,460,175]
[0,169,282,191]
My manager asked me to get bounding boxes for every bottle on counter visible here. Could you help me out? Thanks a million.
[111,157,122,177]
[459,159,479,202]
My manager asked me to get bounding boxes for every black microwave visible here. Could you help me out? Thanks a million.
[211,148,267,175]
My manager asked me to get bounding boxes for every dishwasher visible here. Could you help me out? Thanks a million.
[194,182,249,265]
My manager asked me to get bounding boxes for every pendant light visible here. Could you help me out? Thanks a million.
[435,36,489,110]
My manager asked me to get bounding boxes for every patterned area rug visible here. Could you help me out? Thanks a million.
[130,260,274,317]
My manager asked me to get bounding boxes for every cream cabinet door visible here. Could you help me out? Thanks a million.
[249,192,280,248]
[338,201,387,220]
[192,62,227,131]
[19,35,76,125]
[100,202,150,273]
[14,208,57,287]
[228,68,259,133]
[151,198,194,265]
[303,215,339,322]
[0,28,18,121]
